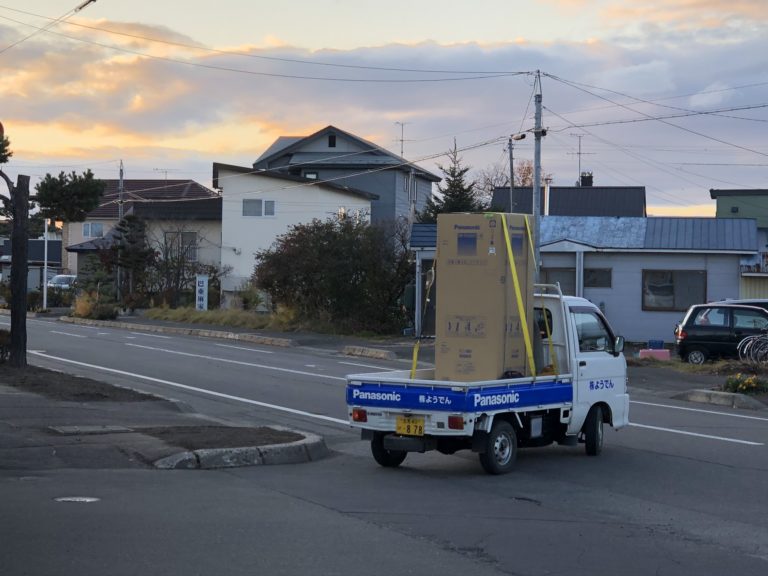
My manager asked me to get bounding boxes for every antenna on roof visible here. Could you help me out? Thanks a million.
[153,168,180,186]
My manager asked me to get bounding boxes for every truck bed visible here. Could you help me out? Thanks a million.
[346,369,575,414]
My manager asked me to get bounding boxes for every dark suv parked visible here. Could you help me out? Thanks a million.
[674,303,768,364]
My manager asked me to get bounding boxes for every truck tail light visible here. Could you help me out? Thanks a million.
[448,415,464,430]
[677,330,687,341]
[352,408,367,422]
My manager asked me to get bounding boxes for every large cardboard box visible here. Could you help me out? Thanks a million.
[435,213,535,381]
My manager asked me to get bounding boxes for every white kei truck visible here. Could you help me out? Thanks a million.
[346,286,629,474]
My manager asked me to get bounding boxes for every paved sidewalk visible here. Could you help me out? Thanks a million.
[0,377,328,471]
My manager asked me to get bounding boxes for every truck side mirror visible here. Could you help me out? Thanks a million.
[613,336,625,356]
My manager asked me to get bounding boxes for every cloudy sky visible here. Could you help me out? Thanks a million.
[1,0,767,216]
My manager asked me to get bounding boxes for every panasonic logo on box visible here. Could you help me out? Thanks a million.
[353,389,402,402]
[453,224,481,230]
[474,392,520,408]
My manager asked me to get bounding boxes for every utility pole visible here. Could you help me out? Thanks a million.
[117,160,124,302]
[533,71,544,282]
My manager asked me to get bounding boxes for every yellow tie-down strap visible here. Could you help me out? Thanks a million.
[501,214,536,377]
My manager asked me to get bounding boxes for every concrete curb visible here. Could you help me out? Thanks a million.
[152,430,329,470]
[60,316,296,348]
[673,389,767,410]
[341,345,397,361]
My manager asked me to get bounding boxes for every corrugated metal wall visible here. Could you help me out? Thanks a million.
[740,276,768,298]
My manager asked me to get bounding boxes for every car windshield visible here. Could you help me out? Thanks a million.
[50,275,74,285]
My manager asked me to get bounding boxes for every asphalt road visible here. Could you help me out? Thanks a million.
[2,316,767,575]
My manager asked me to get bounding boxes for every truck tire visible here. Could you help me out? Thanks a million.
[584,405,603,456]
[479,420,517,475]
[371,433,407,468]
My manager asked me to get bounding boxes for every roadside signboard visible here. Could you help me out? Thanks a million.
[195,275,209,311]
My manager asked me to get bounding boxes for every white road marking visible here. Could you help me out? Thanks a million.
[339,361,397,371]
[628,423,763,446]
[631,400,768,422]
[125,336,136,339]
[125,343,346,381]
[97,333,110,336]
[49,331,87,338]
[130,332,171,339]
[29,352,348,425]
[215,343,273,354]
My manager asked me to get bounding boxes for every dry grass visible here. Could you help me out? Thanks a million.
[144,307,271,330]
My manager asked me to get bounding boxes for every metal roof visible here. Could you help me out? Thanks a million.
[710,189,768,198]
[410,216,757,253]
[542,216,646,248]
[254,136,303,164]
[492,186,646,217]
[644,217,756,251]
[253,125,441,181]
[88,180,218,220]
[212,162,378,201]
[288,152,400,167]
[131,197,221,221]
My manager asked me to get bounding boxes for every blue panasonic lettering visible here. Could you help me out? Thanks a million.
[453,225,481,230]
[473,392,520,408]
[352,389,402,402]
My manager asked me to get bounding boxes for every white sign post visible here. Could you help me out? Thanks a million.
[195,275,209,311]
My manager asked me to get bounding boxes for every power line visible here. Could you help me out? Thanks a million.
[0,0,96,55]
[0,12,527,83]
[0,4,526,76]
[545,73,768,159]
[548,102,768,130]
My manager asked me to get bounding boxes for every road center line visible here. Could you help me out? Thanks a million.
[631,400,768,422]
[49,331,87,338]
[126,343,346,381]
[628,423,763,446]
[29,352,348,425]
[130,332,171,339]
[339,361,397,371]
[215,343,274,354]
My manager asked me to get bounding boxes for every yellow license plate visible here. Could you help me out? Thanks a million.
[396,416,424,436]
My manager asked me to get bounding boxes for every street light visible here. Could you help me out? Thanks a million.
[508,133,526,212]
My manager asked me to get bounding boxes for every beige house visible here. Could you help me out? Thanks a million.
[64,179,221,274]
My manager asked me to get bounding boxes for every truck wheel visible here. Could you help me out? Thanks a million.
[685,348,707,365]
[479,420,517,475]
[371,433,407,468]
[584,405,603,456]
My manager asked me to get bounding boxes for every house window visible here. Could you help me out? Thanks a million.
[541,268,576,296]
[584,268,612,288]
[243,199,275,217]
[328,134,336,148]
[642,270,705,311]
[164,231,198,262]
[304,172,318,180]
[82,222,103,238]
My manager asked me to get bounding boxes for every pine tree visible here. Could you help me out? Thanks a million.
[418,141,485,223]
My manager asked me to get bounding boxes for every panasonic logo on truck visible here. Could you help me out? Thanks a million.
[352,389,402,402]
[474,392,520,408]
